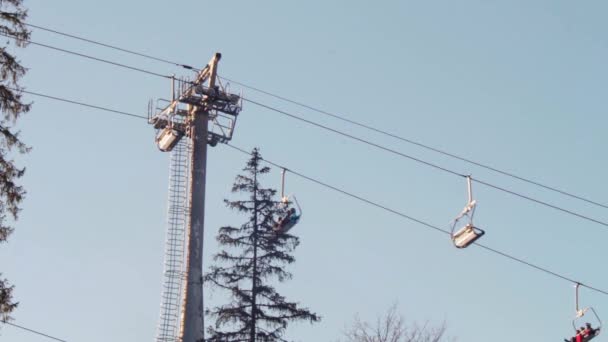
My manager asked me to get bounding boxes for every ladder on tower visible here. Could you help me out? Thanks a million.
[156,137,192,342]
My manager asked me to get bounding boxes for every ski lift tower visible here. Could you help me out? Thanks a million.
[148,52,242,342]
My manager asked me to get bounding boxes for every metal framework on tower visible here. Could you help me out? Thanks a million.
[148,74,242,152]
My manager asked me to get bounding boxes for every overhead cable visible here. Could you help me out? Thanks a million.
[24,22,198,71]
[18,86,608,229]
[0,32,171,80]
[7,31,608,226]
[14,88,608,296]
[17,89,147,120]
[220,76,608,211]
[225,143,608,296]
[1,321,68,342]
[18,22,608,210]
[244,99,608,229]
[246,99,466,178]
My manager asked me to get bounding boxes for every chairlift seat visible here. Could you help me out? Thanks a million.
[583,330,600,342]
[452,223,485,248]
[156,127,184,152]
[282,216,300,233]
[274,215,300,234]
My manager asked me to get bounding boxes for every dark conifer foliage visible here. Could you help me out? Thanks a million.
[0,0,31,324]
[204,148,319,341]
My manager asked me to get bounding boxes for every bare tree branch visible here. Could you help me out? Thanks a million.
[341,303,454,342]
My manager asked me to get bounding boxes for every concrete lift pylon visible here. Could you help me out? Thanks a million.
[148,52,242,342]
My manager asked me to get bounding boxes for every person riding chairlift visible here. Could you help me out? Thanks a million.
[583,322,600,341]
[565,323,600,342]
[273,207,300,233]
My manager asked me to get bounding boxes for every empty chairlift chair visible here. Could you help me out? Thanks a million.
[156,126,185,152]
[149,96,188,152]
[450,175,485,248]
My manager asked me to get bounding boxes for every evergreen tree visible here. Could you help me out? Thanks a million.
[0,0,31,324]
[204,148,319,341]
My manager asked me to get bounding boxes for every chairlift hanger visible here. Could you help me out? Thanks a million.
[280,168,289,203]
[572,283,602,339]
[450,175,485,248]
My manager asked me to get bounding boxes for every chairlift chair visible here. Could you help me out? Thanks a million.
[274,195,302,234]
[450,176,485,248]
[571,283,602,341]
[156,126,184,152]
[274,169,302,234]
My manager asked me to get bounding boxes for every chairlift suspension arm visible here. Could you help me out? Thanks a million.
[467,175,473,204]
[576,283,583,316]
[454,175,476,221]
[574,283,581,316]
[281,168,287,202]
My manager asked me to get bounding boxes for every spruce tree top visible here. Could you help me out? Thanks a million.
[205,148,319,342]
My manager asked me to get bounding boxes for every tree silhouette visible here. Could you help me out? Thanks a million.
[0,0,31,324]
[204,148,319,341]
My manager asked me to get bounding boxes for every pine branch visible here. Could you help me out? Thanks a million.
[0,275,17,321]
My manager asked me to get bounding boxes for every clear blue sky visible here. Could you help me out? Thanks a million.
[1,1,607,341]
